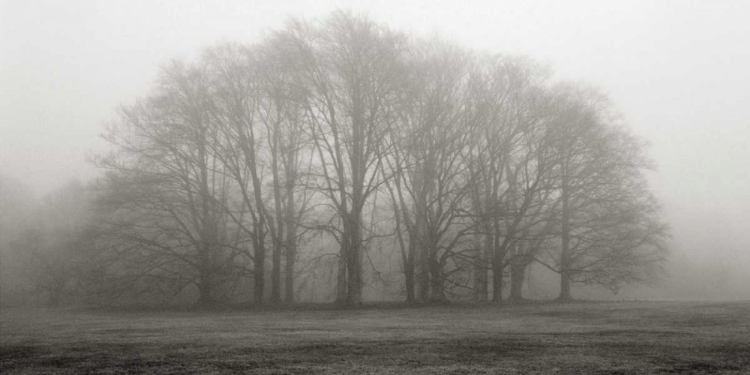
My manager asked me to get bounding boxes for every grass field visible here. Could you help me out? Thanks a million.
[1,301,749,374]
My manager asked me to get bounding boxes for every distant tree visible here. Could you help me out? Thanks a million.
[94,61,234,307]
[541,84,669,300]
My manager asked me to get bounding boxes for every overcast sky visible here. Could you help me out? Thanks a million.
[2,0,748,299]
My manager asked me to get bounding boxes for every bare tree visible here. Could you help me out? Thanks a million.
[384,39,476,302]
[94,60,234,307]
[255,40,316,303]
[464,56,556,302]
[278,12,408,304]
[542,84,669,300]
[203,44,277,305]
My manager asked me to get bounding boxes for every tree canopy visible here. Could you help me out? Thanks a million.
[1,11,669,307]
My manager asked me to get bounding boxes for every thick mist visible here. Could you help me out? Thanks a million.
[2,1,749,303]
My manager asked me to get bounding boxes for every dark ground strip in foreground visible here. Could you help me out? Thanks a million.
[3,332,749,374]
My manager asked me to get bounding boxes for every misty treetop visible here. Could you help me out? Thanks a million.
[2,11,669,307]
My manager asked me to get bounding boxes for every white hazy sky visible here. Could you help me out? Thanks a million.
[1,0,749,298]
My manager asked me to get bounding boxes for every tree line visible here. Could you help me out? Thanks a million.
[3,12,669,307]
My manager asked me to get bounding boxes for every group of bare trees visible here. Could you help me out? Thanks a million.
[42,12,669,307]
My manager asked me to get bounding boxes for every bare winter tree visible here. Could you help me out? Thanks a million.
[203,43,316,305]
[201,43,277,305]
[93,60,235,307]
[464,56,557,302]
[541,84,669,300]
[277,12,409,304]
[383,39,476,302]
[256,40,316,304]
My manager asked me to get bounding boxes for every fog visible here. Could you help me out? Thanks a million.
[1,0,749,302]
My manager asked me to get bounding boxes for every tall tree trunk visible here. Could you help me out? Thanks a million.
[491,256,504,303]
[508,238,527,302]
[491,226,504,303]
[392,203,415,302]
[404,238,416,302]
[237,126,268,306]
[557,168,573,301]
[270,151,283,304]
[346,210,362,304]
[344,81,365,306]
[508,260,526,302]
[336,239,348,303]
[559,269,572,301]
[417,234,430,302]
[253,227,265,305]
[270,241,282,303]
[284,233,296,303]
[197,270,213,307]
[196,250,214,307]
[196,241,215,308]
[283,183,296,303]
[197,127,216,307]
[283,149,298,303]
[473,234,488,301]
[416,175,431,302]
[429,251,444,301]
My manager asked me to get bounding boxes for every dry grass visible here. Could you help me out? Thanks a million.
[2,301,749,374]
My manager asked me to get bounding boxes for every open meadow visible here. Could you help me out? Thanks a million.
[1,301,749,374]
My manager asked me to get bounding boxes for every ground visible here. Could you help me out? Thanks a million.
[1,301,749,374]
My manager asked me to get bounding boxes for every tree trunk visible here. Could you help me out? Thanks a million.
[270,241,282,304]
[253,243,265,305]
[284,222,296,304]
[284,238,296,303]
[491,233,504,303]
[196,246,215,308]
[508,260,525,302]
[346,213,362,304]
[429,253,445,302]
[508,237,526,302]
[417,239,430,302]
[474,235,488,302]
[283,162,297,303]
[197,269,214,308]
[491,261,504,303]
[197,127,217,308]
[404,238,416,302]
[558,270,572,301]
[336,240,347,303]
[557,167,573,302]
